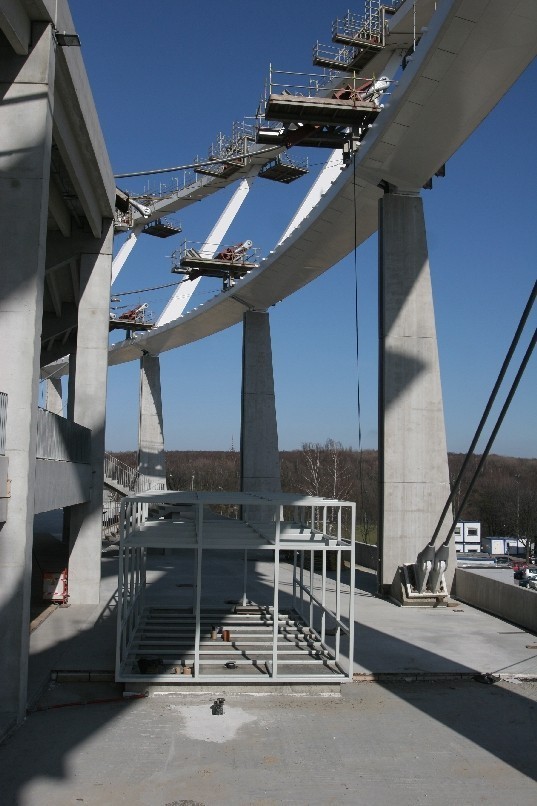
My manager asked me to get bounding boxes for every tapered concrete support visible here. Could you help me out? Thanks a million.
[0,23,55,726]
[240,311,281,513]
[138,354,167,489]
[44,377,63,415]
[378,192,453,599]
[65,223,114,604]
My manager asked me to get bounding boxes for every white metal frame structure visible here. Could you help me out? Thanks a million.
[116,491,355,684]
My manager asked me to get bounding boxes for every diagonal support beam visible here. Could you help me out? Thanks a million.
[157,170,257,327]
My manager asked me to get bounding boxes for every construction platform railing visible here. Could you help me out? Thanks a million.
[265,66,339,101]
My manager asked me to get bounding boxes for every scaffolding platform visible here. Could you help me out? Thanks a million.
[194,160,244,180]
[331,3,397,47]
[258,155,308,184]
[313,41,383,73]
[109,303,153,333]
[257,123,349,150]
[142,218,182,238]
[264,92,380,128]
[116,491,355,684]
[171,241,260,289]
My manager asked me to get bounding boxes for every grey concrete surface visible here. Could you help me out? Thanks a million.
[0,20,56,727]
[2,522,536,803]
[378,193,454,597]
[456,568,537,633]
[1,681,536,805]
[240,312,281,513]
[138,355,167,488]
[65,224,114,606]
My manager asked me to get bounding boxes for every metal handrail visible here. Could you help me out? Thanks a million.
[104,452,141,492]
[103,452,161,494]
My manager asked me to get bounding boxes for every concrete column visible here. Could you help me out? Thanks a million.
[44,377,63,415]
[378,192,453,598]
[138,354,167,489]
[0,23,55,726]
[240,311,280,518]
[66,223,114,604]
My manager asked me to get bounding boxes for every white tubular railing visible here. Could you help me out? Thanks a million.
[0,392,7,455]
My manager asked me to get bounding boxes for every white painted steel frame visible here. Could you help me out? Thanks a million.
[116,491,355,684]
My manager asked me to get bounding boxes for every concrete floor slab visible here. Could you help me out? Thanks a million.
[1,681,536,805]
[8,526,535,804]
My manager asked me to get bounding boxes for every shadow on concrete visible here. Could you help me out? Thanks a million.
[1,535,535,804]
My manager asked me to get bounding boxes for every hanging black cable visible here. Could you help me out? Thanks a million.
[429,280,536,546]
[352,152,367,538]
[443,326,536,546]
[113,279,188,297]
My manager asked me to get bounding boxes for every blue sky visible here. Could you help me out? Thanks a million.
[68,1,537,458]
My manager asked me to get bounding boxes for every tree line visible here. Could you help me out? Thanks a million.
[113,441,537,546]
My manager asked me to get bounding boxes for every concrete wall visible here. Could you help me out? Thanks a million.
[355,542,379,571]
[0,455,8,522]
[455,569,537,633]
[34,460,91,513]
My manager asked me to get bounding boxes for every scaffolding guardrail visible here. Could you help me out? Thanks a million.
[172,240,260,269]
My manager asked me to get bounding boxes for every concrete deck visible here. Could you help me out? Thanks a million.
[1,518,536,804]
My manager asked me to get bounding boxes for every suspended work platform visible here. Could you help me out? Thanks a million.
[142,217,182,238]
[313,41,383,73]
[116,491,355,684]
[171,241,260,289]
[257,122,350,150]
[265,91,380,128]
[258,155,309,183]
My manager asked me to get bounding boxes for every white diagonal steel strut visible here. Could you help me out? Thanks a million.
[156,169,257,326]
[111,224,144,284]
[277,150,344,246]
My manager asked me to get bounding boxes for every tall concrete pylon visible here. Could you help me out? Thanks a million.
[240,311,281,515]
[378,191,453,599]
[0,21,55,725]
[63,224,114,604]
[138,353,167,489]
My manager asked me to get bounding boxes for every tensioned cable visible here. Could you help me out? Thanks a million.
[352,151,366,533]
[429,280,536,547]
[443,325,536,547]
[352,156,362,451]
[113,279,188,297]
[114,144,282,179]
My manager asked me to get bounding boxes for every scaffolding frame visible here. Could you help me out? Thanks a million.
[116,491,355,684]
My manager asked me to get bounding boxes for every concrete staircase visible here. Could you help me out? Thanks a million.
[103,452,149,497]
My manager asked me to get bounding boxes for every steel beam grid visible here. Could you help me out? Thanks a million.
[115,491,355,684]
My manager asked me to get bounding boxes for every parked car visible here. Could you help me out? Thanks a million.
[516,567,537,583]
[494,555,512,568]
[456,553,496,568]
[519,572,537,590]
